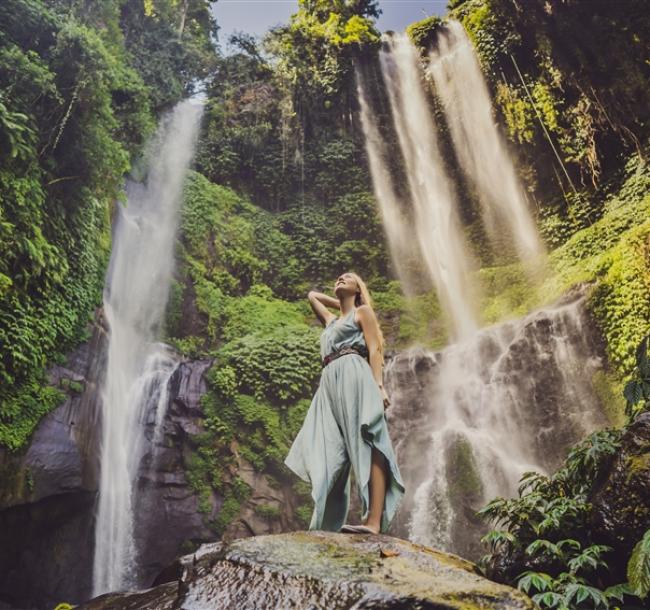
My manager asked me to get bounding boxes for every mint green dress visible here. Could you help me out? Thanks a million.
[284,308,405,533]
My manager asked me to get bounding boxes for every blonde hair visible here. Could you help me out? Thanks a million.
[348,272,385,359]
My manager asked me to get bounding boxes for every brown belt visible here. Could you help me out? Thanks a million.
[322,345,369,368]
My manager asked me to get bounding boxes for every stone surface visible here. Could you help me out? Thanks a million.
[133,359,221,587]
[384,284,608,560]
[82,531,535,609]
[0,320,221,610]
[0,317,108,609]
[590,411,650,571]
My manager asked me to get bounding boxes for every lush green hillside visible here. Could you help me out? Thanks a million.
[0,0,216,449]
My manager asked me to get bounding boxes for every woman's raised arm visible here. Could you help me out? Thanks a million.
[308,290,339,327]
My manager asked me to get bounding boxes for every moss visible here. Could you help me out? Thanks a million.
[406,16,443,51]
[295,504,313,528]
[626,453,650,479]
[478,263,539,325]
[59,377,84,394]
[212,477,252,535]
[446,436,484,505]
[591,370,626,427]
[254,504,281,519]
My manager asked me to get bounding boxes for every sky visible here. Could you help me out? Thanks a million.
[212,0,449,48]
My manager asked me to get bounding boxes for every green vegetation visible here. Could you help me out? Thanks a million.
[406,16,443,50]
[628,529,650,600]
[0,0,216,451]
[479,339,650,609]
[478,150,650,381]
[450,0,649,210]
[624,335,650,420]
[1,0,648,564]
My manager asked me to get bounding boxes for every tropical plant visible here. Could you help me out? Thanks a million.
[623,335,650,420]
[627,529,650,601]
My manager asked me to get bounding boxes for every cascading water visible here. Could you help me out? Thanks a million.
[428,20,545,263]
[379,34,479,340]
[385,289,606,558]
[93,99,203,596]
[355,67,420,296]
[356,23,606,559]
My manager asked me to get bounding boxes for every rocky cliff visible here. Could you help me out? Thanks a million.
[0,315,220,609]
[385,285,610,559]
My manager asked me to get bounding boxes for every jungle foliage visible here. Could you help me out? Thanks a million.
[0,0,216,449]
[1,0,649,557]
[479,336,650,609]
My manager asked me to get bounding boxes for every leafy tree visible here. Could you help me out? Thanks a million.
[0,0,216,450]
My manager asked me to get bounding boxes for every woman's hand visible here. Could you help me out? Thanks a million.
[308,290,340,326]
[380,385,391,409]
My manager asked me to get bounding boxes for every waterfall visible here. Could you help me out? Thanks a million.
[385,290,606,557]
[93,100,203,596]
[355,67,420,296]
[428,20,545,263]
[379,34,479,340]
[354,24,581,556]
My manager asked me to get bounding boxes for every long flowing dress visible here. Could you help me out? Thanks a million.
[284,308,405,533]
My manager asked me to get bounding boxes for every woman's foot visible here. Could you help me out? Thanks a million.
[340,523,380,534]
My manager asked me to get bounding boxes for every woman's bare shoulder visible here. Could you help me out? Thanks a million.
[355,304,377,324]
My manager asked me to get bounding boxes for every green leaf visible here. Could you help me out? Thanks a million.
[517,571,553,594]
[628,529,650,599]
[625,380,644,405]
[532,591,563,609]
[526,539,562,559]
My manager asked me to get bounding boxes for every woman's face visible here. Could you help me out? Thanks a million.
[334,273,359,299]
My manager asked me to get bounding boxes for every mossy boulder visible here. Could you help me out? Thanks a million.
[590,411,650,572]
[83,531,535,609]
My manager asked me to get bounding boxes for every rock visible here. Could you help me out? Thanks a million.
[132,359,222,587]
[590,412,650,571]
[384,285,608,560]
[0,326,220,610]
[81,531,535,609]
[0,317,108,609]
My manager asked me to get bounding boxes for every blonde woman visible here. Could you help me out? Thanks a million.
[285,272,405,534]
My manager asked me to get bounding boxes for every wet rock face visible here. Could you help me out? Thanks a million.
[133,358,221,587]
[590,412,650,564]
[83,531,536,610]
[384,286,608,560]
[0,322,221,610]
[0,319,107,609]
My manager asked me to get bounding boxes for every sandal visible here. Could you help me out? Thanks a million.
[339,524,379,534]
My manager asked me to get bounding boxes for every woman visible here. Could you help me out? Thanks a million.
[284,272,405,534]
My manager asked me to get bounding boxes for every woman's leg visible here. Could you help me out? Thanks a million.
[363,447,388,532]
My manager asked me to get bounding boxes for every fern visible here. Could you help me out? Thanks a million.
[627,529,650,600]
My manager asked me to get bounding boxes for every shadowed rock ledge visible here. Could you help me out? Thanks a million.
[81,531,534,609]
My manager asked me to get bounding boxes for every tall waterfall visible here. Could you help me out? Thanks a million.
[93,100,203,595]
[386,290,606,557]
[379,34,479,340]
[428,20,545,263]
[356,22,605,558]
[356,68,420,296]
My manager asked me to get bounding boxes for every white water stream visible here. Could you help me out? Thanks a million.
[356,67,420,296]
[358,24,604,555]
[92,100,203,595]
[428,20,545,263]
[379,34,479,340]
[386,294,605,554]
